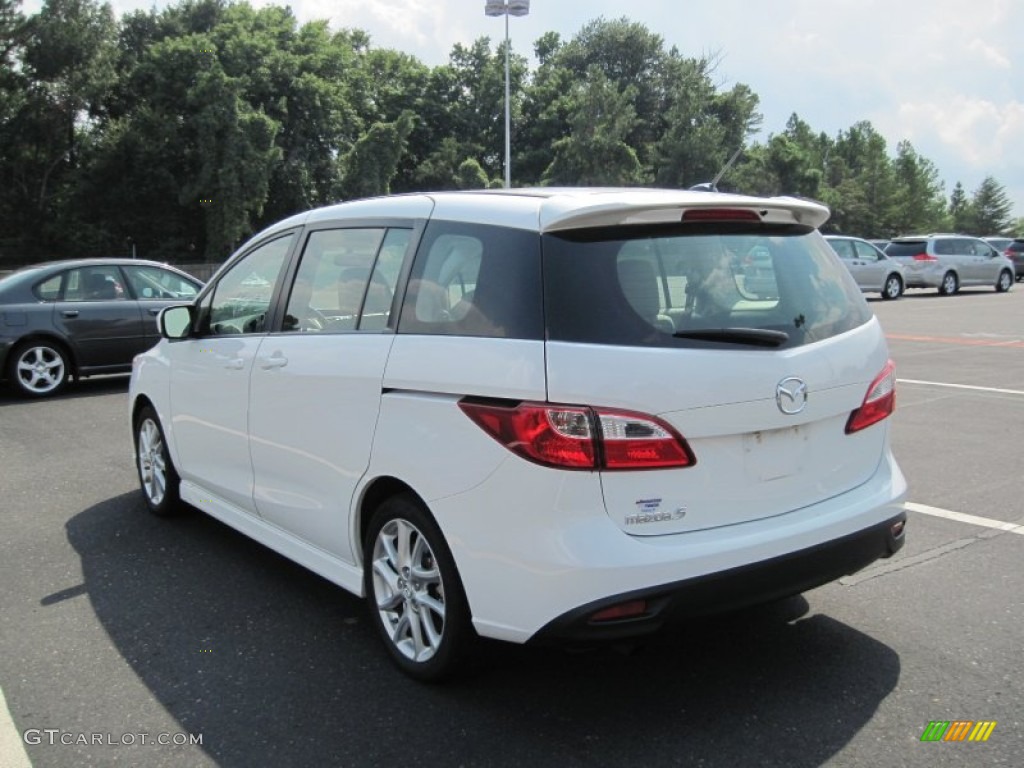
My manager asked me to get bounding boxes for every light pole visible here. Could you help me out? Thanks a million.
[484,0,529,188]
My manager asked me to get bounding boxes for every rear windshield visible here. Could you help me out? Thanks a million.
[543,226,871,350]
[884,241,928,257]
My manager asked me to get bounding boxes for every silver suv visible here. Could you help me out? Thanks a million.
[885,234,1015,295]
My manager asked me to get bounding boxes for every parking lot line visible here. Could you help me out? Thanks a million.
[897,379,1024,397]
[0,685,32,768]
[905,502,1024,535]
[886,333,1024,349]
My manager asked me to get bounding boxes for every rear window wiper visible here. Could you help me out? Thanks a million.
[672,327,789,347]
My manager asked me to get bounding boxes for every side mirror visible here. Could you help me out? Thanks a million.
[159,305,193,339]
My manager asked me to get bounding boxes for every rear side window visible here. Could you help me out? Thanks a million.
[64,266,127,301]
[398,221,542,340]
[544,227,870,350]
[33,274,63,301]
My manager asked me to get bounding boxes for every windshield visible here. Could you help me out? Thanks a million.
[543,225,871,350]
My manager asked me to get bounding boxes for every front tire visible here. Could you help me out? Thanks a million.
[938,271,959,295]
[882,273,903,300]
[996,269,1012,292]
[134,406,181,517]
[364,495,474,682]
[8,340,70,397]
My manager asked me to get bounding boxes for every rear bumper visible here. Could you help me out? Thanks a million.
[530,512,906,644]
[902,267,943,288]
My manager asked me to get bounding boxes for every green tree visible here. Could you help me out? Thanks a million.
[889,141,947,235]
[970,176,1014,234]
[337,110,415,200]
[2,0,117,254]
[541,66,646,186]
[455,158,490,190]
[826,121,897,235]
[652,58,761,189]
[948,182,971,232]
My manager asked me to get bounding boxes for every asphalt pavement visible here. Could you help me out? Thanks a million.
[1,284,1022,767]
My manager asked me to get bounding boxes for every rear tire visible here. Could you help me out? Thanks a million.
[363,494,474,682]
[134,406,181,517]
[995,269,1012,292]
[7,340,70,397]
[882,273,903,300]
[938,271,958,295]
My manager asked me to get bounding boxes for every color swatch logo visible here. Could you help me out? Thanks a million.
[920,720,996,742]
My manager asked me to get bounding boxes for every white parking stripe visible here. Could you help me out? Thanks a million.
[0,686,32,768]
[897,378,1024,396]
[905,502,1024,535]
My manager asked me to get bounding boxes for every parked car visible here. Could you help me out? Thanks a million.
[823,235,905,299]
[130,189,907,680]
[983,236,1014,253]
[884,234,1015,294]
[1005,239,1024,281]
[0,259,201,397]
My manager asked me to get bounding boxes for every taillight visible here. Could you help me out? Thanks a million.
[596,410,694,469]
[459,401,694,470]
[912,252,937,261]
[846,360,896,434]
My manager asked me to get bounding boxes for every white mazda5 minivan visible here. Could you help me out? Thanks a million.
[129,189,907,680]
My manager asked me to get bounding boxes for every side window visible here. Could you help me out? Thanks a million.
[64,266,127,301]
[201,234,294,336]
[123,265,199,300]
[283,227,405,333]
[934,239,955,256]
[33,274,63,301]
[399,221,542,340]
[830,240,855,260]
[853,241,880,261]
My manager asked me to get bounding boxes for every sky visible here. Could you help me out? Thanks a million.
[23,0,1024,222]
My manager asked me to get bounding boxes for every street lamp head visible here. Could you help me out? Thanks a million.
[484,1,530,16]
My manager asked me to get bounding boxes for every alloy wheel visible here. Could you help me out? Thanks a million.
[14,344,67,395]
[137,417,167,507]
[370,518,447,663]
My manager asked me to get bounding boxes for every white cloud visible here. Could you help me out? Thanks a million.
[967,39,1011,69]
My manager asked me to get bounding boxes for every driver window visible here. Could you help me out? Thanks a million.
[202,234,294,336]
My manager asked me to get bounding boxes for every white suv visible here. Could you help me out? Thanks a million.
[129,189,907,680]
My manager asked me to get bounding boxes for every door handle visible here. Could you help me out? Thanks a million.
[61,310,79,318]
[225,358,245,370]
[260,353,288,370]
[147,307,161,315]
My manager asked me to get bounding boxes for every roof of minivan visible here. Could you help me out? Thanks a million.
[257,188,831,241]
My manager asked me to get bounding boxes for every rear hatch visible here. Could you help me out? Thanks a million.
[541,199,892,536]
[885,238,933,276]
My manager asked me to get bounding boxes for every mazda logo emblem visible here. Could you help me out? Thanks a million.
[776,377,808,414]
